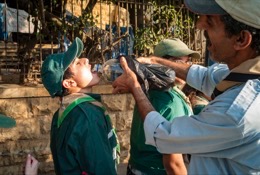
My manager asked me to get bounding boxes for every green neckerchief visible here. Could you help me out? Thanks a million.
[58,93,104,127]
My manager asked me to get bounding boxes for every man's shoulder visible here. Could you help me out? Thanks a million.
[225,79,260,124]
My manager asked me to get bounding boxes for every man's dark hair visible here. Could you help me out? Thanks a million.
[221,15,260,55]
[61,67,74,96]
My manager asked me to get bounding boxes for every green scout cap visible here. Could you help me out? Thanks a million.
[0,113,16,128]
[41,37,83,97]
[154,38,200,59]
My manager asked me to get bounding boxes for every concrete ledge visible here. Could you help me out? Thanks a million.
[0,83,115,99]
[0,84,50,98]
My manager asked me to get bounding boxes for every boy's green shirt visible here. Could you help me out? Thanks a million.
[129,88,192,175]
[50,93,117,175]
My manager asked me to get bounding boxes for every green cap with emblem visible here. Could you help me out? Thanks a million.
[41,37,83,97]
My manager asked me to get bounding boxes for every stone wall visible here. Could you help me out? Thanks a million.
[0,84,134,175]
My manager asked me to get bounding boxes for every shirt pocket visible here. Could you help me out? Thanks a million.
[226,80,259,124]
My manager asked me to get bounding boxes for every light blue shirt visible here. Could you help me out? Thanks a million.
[144,64,260,174]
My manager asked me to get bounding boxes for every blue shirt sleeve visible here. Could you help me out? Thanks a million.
[186,63,229,96]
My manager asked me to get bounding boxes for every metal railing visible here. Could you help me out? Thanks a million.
[0,0,205,85]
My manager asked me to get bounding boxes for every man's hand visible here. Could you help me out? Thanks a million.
[113,56,155,120]
[112,57,140,93]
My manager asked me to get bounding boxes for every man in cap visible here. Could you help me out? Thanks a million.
[153,38,200,90]
[41,37,117,175]
[112,0,260,174]
[153,38,210,114]
[127,39,194,175]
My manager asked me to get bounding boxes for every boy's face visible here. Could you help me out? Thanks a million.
[167,55,190,63]
[68,57,100,88]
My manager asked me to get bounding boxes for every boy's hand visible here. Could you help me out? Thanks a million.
[112,57,140,93]
[25,154,39,175]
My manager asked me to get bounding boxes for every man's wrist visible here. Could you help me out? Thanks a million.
[131,86,155,120]
[150,56,159,64]
[129,81,141,93]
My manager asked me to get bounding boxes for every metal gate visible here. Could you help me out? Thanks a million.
[0,0,205,85]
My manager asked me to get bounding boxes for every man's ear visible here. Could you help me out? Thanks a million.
[234,30,252,50]
[62,79,77,89]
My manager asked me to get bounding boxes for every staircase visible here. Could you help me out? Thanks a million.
[0,41,20,83]
[0,41,59,84]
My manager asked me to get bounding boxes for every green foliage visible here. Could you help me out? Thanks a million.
[134,1,195,56]
[73,11,97,36]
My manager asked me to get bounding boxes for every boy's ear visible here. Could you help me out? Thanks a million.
[234,30,252,50]
[62,79,77,89]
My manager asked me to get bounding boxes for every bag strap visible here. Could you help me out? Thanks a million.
[224,72,259,82]
[211,73,260,99]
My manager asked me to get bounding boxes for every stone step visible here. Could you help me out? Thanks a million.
[0,52,17,57]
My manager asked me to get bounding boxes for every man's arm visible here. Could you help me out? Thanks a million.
[112,56,191,120]
[163,154,187,175]
[131,87,154,121]
[112,57,155,120]
[139,55,191,81]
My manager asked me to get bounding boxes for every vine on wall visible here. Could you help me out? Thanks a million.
[134,1,195,56]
